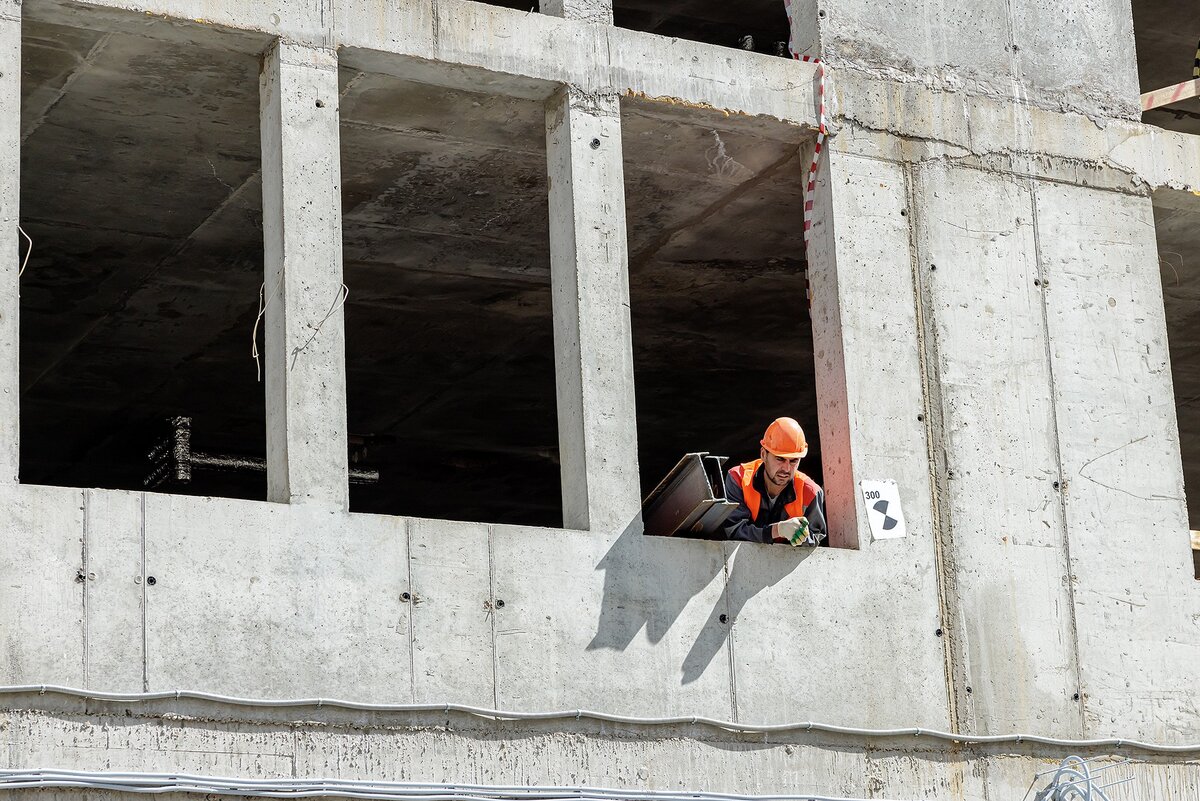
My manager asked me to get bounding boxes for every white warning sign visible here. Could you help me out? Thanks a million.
[860,479,907,541]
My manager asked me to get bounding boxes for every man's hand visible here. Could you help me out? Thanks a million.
[775,517,811,546]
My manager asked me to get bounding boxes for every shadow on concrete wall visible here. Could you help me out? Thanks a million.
[681,544,813,685]
[587,520,811,685]
[586,519,719,652]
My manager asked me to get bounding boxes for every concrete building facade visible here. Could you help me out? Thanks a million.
[2,0,1199,799]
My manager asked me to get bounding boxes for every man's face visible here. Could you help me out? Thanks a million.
[761,448,800,490]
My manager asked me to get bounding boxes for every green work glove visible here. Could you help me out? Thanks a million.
[777,516,811,546]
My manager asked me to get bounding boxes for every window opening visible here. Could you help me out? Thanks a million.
[19,18,266,500]
[1156,189,1200,579]
[623,98,825,544]
[613,0,794,56]
[338,70,561,526]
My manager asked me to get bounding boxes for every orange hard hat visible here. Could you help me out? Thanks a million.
[760,417,808,459]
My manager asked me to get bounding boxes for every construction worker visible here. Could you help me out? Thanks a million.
[723,417,827,546]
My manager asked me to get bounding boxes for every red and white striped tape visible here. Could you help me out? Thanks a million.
[782,0,828,305]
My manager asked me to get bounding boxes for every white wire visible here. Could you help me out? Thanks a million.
[17,225,31,277]
[2,685,1198,754]
[0,771,903,801]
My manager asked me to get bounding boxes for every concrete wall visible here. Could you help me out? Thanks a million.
[0,482,948,728]
[790,0,1140,120]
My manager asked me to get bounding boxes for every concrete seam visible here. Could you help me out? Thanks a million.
[405,520,415,700]
[1029,181,1087,736]
[904,161,962,735]
[140,492,148,692]
[431,0,441,52]
[20,33,111,145]
[405,518,415,705]
[487,524,500,711]
[721,545,737,724]
[81,490,89,689]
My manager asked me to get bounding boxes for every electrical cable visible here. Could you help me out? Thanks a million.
[0,770,907,801]
[1,685,1198,754]
[17,225,31,277]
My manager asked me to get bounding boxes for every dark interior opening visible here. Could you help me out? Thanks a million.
[623,99,822,537]
[1133,0,1200,135]
[339,71,561,527]
[1154,189,1200,576]
[480,0,794,56]
[19,19,267,500]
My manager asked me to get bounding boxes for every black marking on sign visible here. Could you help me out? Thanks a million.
[872,499,899,531]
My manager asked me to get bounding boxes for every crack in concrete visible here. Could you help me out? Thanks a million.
[837,117,1147,193]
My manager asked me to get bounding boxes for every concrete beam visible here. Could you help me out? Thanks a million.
[539,0,612,26]
[545,87,640,533]
[260,40,349,509]
[0,0,18,484]
[27,0,821,130]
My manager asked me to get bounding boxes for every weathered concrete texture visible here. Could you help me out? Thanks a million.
[832,68,1197,196]
[4,704,1200,801]
[913,163,1081,737]
[0,1,18,484]
[82,489,143,691]
[791,0,1139,120]
[261,41,349,508]
[540,0,611,26]
[546,87,640,533]
[1034,184,1197,741]
[141,494,409,698]
[0,484,84,687]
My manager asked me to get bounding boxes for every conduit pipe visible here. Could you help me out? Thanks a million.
[1,686,1198,754]
[0,770,905,801]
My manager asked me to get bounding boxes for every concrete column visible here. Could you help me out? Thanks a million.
[539,0,611,26]
[0,1,18,484]
[545,86,639,532]
[260,40,349,509]
[806,146,933,554]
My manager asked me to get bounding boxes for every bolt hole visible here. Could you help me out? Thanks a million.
[900,209,908,217]
[719,614,729,624]
[1072,692,1081,701]
[315,99,325,108]
[401,592,411,602]
[495,599,506,608]
[917,414,924,422]
[1052,481,1060,490]
[1034,279,1041,287]
[966,686,973,694]
[146,576,157,586]
[935,628,943,637]
[590,138,601,149]
[929,264,936,271]
[817,9,826,17]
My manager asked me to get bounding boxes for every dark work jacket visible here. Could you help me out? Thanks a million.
[722,463,828,545]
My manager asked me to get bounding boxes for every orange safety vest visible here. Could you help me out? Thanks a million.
[734,459,818,521]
